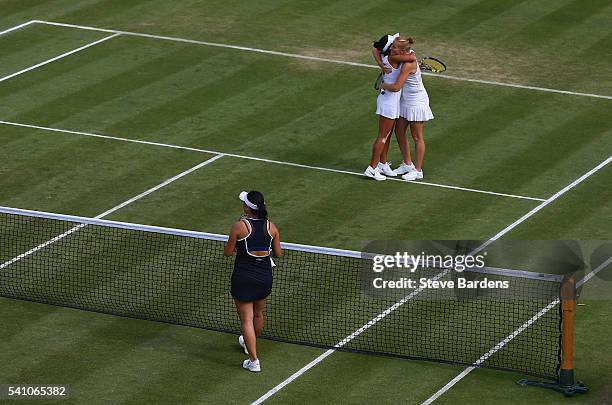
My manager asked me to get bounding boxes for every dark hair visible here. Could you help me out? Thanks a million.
[373,34,392,56]
[247,190,268,219]
[373,35,387,52]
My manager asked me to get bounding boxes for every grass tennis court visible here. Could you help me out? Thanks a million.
[0,0,610,404]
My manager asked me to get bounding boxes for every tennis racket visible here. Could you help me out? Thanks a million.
[374,72,383,91]
[419,57,447,73]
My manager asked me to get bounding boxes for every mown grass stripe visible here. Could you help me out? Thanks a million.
[6,42,224,125]
[0,0,101,27]
[0,125,216,215]
[52,51,242,132]
[0,23,103,73]
[103,59,277,136]
[426,91,550,171]
[31,20,612,100]
[0,33,119,84]
[506,0,612,46]
[145,70,348,149]
[0,40,225,120]
[508,168,612,239]
[0,307,120,381]
[430,0,532,38]
[48,0,154,26]
[465,105,612,198]
[0,119,546,202]
[228,79,371,157]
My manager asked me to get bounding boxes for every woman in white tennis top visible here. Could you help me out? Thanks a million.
[381,37,433,181]
[365,35,416,181]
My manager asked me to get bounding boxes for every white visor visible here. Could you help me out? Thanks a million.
[383,32,400,53]
[239,191,258,210]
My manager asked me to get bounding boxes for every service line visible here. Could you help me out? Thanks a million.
[0,33,120,84]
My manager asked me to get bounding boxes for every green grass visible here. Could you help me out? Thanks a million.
[0,24,107,78]
[0,0,610,404]
[107,157,538,246]
[0,126,212,216]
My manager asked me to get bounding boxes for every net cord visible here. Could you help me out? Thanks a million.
[0,205,562,282]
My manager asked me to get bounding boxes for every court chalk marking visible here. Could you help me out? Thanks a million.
[0,154,224,271]
[0,20,38,36]
[0,120,546,202]
[253,155,611,405]
[421,156,612,404]
[30,19,612,100]
[0,33,120,84]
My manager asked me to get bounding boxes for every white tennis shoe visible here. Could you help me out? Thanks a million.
[377,162,397,177]
[238,335,249,355]
[364,166,386,181]
[393,162,416,175]
[402,170,423,181]
[242,359,261,372]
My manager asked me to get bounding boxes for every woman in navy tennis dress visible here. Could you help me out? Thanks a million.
[224,190,282,373]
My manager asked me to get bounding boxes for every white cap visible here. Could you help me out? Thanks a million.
[239,191,258,210]
[383,32,400,53]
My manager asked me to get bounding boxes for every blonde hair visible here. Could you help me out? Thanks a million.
[394,36,416,50]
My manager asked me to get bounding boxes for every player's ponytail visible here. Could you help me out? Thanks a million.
[257,203,268,220]
[247,191,268,219]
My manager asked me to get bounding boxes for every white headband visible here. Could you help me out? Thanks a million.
[239,191,258,210]
[383,32,400,53]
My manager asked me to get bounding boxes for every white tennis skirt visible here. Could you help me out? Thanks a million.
[400,91,434,122]
[375,90,401,119]
[400,103,434,122]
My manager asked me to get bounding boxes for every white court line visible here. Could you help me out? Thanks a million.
[0,120,545,202]
[33,20,374,69]
[94,154,224,218]
[0,33,119,84]
[476,155,612,252]
[0,223,86,270]
[577,256,612,288]
[0,154,224,271]
[433,75,612,100]
[421,156,612,404]
[252,155,611,404]
[0,20,38,36]
[420,301,561,405]
[421,255,612,405]
[32,19,612,101]
[252,269,451,405]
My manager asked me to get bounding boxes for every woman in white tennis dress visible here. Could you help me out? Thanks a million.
[365,36,414,181]
[381,40,433,181]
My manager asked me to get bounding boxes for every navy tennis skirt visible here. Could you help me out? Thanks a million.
[230,257,272,302]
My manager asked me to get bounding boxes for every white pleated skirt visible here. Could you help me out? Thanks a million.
[400,103,434,121]
[400,90,434,122]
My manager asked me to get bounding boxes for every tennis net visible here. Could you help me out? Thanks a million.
[0,206,564,380]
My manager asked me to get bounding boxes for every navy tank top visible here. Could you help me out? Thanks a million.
[235,218,273,262]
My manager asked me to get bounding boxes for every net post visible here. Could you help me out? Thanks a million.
[516,275,588,396]
[559,275,577,387]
